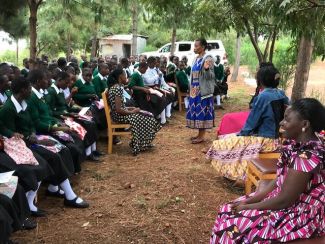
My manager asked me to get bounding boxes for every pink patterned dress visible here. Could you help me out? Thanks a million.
[210,140,325,243]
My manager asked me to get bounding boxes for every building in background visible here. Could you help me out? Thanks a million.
[99,34,147,58]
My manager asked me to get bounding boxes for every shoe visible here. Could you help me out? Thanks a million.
[64,197,89,208]
[21,218,37,230]
[92,150,105,157]
[46,188,65,198]
[86,154,101,162]
[113,137,122,145]
[31,208,47,217]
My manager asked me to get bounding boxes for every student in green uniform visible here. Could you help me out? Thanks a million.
[79,54,87,68]
[181,56,191,77]
[21,58,30,78]
[176,61,190,93]
[0,77,89,211]
[46,71,101,162]
[128,62,165,117]
[28,70,86,172]
[92,63,109,98]
[0,75,11,106]
[213,55,225,110]
[73,68,98,107]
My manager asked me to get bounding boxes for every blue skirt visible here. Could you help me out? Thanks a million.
[186,82,214,129]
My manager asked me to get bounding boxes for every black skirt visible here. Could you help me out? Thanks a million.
[0,205,12,244]
[76,119,99,147]
[90,105,107,130]
[0,152,52,192]
[0,184,30,232]
[133,91,167,117]
[30,146,74,185]
[55,133,85,174]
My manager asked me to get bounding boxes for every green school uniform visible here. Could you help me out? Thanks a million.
[28,88,58,133]
[128,71,145,96]
[92,67,99,77]
[0,96,35,138]
[176,70,189,92]
[73,77,97,107]
[0,90,12,107]
[185,66,191,76]
[20,68,29,78]
[46,84,69,117]
[214,63,224,81]
[92,73,108,98]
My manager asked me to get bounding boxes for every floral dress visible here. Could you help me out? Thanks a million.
[210,139,325,243]
[108,84,161,154]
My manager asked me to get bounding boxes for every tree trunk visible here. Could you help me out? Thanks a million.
[66,31,72,61]
[28,1,39,60]
[230,33,241,82]
[243,18,263,64]
[131,1,138,56]
[263,32,272,61]
[291,35,314,101]
[268,26,277,63]
[16,39,19,65]
[170,24,177,56]
[90,31,97,58]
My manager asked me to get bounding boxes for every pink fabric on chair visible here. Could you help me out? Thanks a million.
[216,111,250,136]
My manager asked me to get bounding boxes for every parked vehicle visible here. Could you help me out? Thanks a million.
[141,40,228,65]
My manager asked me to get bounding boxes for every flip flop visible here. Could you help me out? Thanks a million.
[190,136,199,141]
[191,138,205,144]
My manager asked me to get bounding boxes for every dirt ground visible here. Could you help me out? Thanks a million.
[12,62,324,244]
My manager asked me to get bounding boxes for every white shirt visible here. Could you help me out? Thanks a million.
[32,87,44,99]
[143,68,159,86]
[51,84,63,94]
[63,88,70,99]
[0,92,8,104]
[11,95,27,113]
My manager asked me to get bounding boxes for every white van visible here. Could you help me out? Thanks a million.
[141,40,228,65]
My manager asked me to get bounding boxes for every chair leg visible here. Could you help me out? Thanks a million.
[108,131,113,154]
[245,178,253,195]
[179,97,182,112]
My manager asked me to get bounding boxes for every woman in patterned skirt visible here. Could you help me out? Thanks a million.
[186,38,215,144]
[108,69,161,156]
[210,98,325,243]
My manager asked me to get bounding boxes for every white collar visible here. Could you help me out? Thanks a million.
[51,84,63,94]
[24,67,29,72]
[98,73,106,80]
[11,95,27,113]
[80,76,87,84]
[32,87,44,99]
[136,70,142,76]
[0,92,8,103]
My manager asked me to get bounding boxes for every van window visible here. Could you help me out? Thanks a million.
[178,43,191,52]
[209,42,220,50]
[160,45,171,53]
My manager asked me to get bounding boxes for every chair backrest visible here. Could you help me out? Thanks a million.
[271,99,286,138]
[102,89,113,128]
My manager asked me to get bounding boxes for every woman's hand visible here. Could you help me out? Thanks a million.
[71,87,78,95]
[12,133,24,139]
[230,200,248,214]
[131,108,140,113]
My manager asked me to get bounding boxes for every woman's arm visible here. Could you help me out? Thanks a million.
[114,96,138,116]
[131,86,150,94]
[237,169,311,212]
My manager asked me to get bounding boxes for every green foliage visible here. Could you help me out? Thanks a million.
[0,48,29,66]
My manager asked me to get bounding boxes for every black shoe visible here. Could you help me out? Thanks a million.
[64,197,89,208]
[92,150,105,157]
[31,208,47,217]
[46,188,65,198]
[22,218,37,230]
[86,154,101,162]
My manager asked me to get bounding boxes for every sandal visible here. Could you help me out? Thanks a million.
[191,138,205,144]
[190,136,199,141]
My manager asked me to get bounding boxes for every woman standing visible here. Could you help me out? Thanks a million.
[186,38,215,144]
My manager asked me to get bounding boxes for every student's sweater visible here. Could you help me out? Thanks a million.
[73,77,97,107]
[128,71,145,96]
[176,70,189,92]
[0,96,35,138]
[46,84,69,117]
[92,73,108,98]
[28,88,58,133]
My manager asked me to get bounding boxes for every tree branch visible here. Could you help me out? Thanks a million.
[243,17,263,63]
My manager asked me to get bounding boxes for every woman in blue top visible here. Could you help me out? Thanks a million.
[186,38,215,144]
[206,65,289,182]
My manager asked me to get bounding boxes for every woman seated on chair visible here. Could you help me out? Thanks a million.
[108,68,161,156]
[210,98,325,243]
[206,65,289,182]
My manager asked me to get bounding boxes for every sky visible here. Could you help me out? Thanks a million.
[0,31,27,52]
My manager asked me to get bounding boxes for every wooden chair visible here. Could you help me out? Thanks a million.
[175,78,189,112]
[102,89,131,154]
[245,153,280,195]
